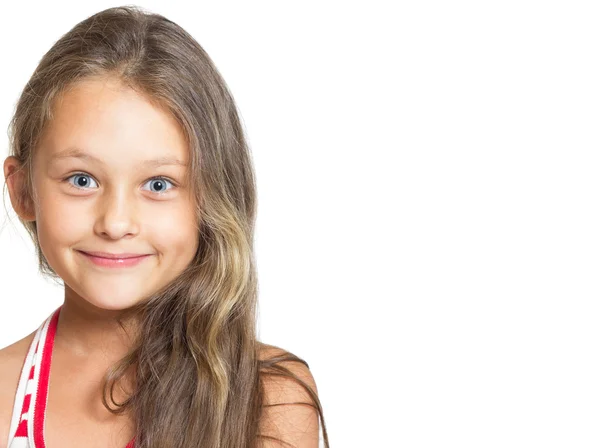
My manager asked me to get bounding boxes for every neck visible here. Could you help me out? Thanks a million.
[54,288,139,363]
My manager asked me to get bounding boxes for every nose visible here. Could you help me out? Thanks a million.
[93,186,140,240]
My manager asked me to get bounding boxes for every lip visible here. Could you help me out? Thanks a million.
[79,250,150,259]
[77,250,152,268]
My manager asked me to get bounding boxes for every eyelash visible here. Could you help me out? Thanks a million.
[62,172,177,195]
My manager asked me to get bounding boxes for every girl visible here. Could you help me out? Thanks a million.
[0,5,329,448]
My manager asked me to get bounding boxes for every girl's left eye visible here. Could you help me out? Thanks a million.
[64,173,175,194]
[141,177,175,194]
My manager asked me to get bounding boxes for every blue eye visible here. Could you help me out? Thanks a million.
[64,173,175,195]
[142,177,174,194]
[66,173,99,190]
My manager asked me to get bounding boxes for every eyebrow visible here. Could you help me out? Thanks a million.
[49,147,188,168]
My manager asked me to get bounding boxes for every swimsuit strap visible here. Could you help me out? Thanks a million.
[7,305,135,448]
[7,305,61,448]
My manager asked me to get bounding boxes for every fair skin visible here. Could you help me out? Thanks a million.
[0,77,319,447]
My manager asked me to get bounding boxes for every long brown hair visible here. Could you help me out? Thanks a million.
[3,5,329,447]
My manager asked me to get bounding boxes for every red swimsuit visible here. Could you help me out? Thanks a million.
[6,305,136,448]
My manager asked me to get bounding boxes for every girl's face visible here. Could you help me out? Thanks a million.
[27,76,199,310]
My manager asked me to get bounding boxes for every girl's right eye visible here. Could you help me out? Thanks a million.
[64,173,99,190]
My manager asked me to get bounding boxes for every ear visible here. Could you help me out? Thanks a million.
[3,156,36,222]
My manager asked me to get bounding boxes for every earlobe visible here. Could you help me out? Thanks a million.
[3,156,36,222]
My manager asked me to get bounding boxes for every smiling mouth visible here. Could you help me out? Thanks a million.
[77,250,152,268]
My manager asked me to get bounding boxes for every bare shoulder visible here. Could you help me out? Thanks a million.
[0,330,36,375]
[257,343,320,448]
[0,331,36,448]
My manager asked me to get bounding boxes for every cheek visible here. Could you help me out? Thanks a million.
[34,191,92,272]
[36,190,91,247]
[149,204,199,256]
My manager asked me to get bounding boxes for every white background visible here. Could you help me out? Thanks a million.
[1,1,599,447]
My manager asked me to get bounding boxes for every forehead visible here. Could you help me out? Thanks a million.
[39,77,188,165]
